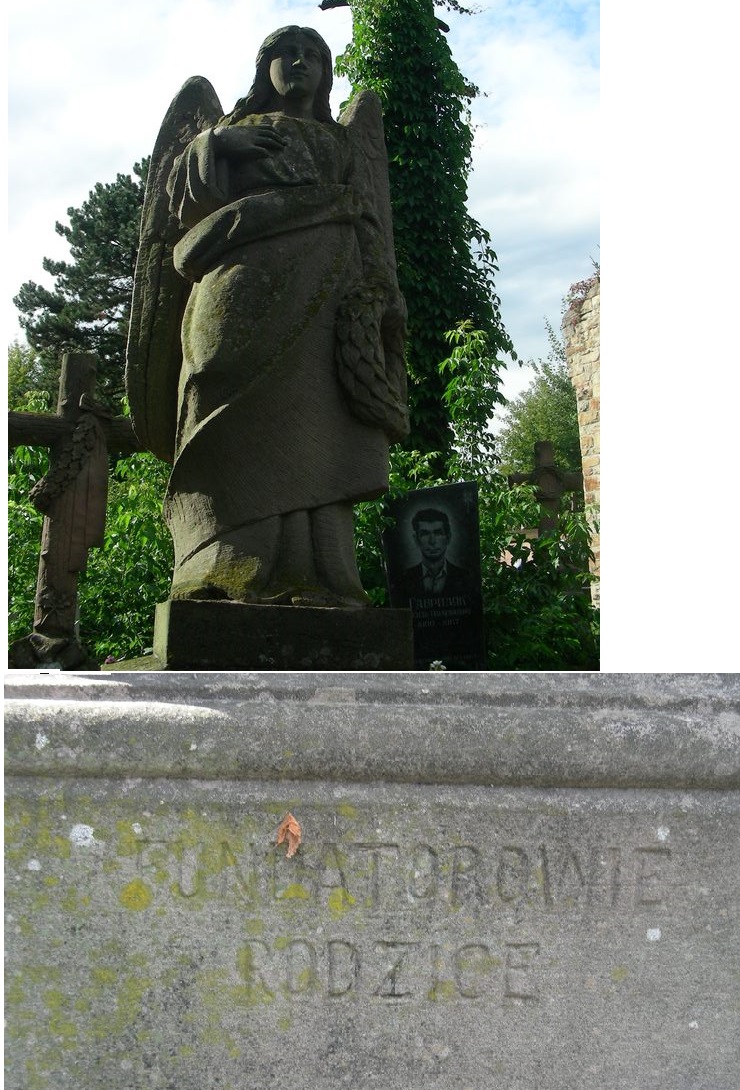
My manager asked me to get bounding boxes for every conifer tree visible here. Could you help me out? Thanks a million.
[13,161,148,408]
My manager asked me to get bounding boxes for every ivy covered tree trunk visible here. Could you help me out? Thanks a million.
[330,0,514,463]
[13,160,148,409]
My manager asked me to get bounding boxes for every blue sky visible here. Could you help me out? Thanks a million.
[6,0,599,414]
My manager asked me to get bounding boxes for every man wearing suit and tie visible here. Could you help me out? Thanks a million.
[400,508,471,601]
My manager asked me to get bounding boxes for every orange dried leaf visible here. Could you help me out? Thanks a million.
[276,812,302,858]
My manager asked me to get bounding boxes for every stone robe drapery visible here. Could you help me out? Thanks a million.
[163,114,394,601]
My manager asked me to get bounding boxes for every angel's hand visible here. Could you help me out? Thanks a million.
[213,122,287,160]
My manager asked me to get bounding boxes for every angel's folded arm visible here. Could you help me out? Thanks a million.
[167,129,229,228]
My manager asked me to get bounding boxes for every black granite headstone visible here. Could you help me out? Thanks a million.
[383,482,486,669]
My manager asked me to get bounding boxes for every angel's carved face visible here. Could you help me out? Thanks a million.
[268,33,323,108]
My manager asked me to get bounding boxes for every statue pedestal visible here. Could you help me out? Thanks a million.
[6,675,739,1090]
[153,599,414,671]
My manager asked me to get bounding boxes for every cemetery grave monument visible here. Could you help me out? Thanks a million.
[125,25,412,670]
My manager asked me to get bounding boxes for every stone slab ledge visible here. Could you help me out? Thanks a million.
[5,673,739,790]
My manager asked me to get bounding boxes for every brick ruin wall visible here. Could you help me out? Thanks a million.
[564,277,600,604]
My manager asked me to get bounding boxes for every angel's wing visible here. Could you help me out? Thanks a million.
[337,91,409,442]
[339,89,398,283]
[125,77,222,463]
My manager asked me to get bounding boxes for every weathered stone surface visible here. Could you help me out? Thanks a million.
[153,600,414,670]
[5,674,740,1089]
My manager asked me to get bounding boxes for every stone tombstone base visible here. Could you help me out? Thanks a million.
[5,673,740,1090]
[153,599,414,670]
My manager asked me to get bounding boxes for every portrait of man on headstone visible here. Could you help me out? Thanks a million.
[400,508,472,600]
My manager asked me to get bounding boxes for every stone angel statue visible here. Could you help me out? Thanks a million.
[126,25,408,608]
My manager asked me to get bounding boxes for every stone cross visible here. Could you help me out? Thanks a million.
[508,440,583,533]
[8,352,141,669]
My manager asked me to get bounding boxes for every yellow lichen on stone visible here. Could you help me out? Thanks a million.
[229,952,275,1006]
[328,887,356,918]
[336,802,358,819]
[60,887,88,912]
[119,878,153,911]
[89,974,153,1040]
[115,820,145,858]
[277,882,311,900]
[264,800,301,815]
[42,989,77,1045]
[428,979,457,1001]
[92,968,118,985]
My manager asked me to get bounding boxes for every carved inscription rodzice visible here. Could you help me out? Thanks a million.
[230,936,543,1003]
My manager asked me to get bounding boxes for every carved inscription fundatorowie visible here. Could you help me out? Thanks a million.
[129,834,673,914]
